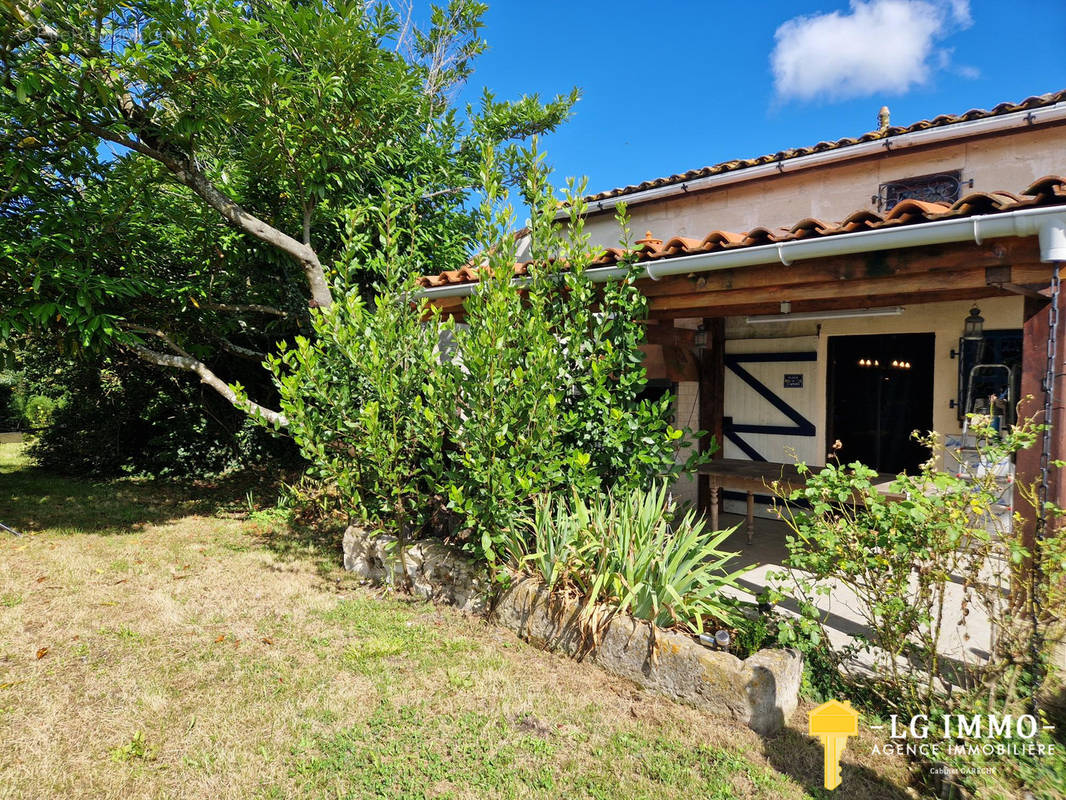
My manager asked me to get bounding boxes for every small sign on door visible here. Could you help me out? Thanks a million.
[784,374,804,389]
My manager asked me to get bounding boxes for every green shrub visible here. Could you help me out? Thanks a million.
[13,335,297,477]
[519,482,749,632]
[270,198,448,544]
[22,394,56,429]
[769,416,1066,798]
[439,146,703,563]
[270,146,705,559]
[771,417,1065,718]
[0,369,20,430]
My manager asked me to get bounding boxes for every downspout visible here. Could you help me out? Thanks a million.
[417,206,1066,301]
[1038,215,1066,262]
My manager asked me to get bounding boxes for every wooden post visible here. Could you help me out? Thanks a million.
[1015,273,1066,713]
[698,318,725,519]
[1015,290,1066,553]
[709,483,720,531]
[1051,285,1066,531]
[746,490,755,545]
[1015,297,1048,555]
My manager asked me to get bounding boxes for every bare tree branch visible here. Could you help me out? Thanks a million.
[392,0,414,54]
[78,120,333,308]
[420,185,471,201]
[124,325,287,427]
[201,301,290,318]
[219,337,269,361]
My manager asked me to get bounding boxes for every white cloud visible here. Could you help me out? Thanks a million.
[771,1,972,102]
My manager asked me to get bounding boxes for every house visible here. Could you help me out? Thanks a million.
[419,90,1066,545]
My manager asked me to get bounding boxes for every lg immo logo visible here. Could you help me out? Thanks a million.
[810,702,1057,791]
[869,713,1057,758]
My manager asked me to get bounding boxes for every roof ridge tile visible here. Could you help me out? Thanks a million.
[583,89,1066,204]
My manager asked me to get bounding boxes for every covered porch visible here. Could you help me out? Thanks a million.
[619,195,1066,548]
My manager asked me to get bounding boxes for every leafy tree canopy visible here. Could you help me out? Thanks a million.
[1,0,577,423]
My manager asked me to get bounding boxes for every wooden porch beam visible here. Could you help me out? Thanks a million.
[649,267,987,314]
[636,238,1041,298]
[989,282,1052,301]
[646,286,1003,320]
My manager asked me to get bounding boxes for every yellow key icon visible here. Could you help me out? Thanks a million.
[809,699,858,790]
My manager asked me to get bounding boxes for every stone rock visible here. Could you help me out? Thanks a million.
[341,526,490,614]
[493,578,801,735]
[340,525,801,734]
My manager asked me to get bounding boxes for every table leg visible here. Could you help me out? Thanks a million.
[710,482,720,531]
[746,491,755,545]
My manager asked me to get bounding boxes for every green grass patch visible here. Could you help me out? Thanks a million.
[0,445,913,799]
[288,701,559,798]
[284,701,800,800]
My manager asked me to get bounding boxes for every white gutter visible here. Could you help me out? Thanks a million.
[419,205,1066,301]
[562,102,1066,218]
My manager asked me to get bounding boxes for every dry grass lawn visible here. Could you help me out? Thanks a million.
[0,443,916,799]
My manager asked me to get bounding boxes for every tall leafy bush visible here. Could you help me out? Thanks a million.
[438,146,704,562]
[771,416,1066,716]
[769,418,1066,797]
[8,335,294,476]
[270,201,449,540]
[270,146,705,557]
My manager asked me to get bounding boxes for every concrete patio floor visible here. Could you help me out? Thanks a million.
[713,511,997,671]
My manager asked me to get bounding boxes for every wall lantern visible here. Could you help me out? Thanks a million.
[963,306,985,342]
[693,325,707,352]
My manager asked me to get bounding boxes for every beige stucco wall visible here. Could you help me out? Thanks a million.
[811,295,1024,444]
[581,124,1066,249]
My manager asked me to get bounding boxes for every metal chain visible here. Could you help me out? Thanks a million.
[1037,266,1059,524]
[1031,263,1060,710]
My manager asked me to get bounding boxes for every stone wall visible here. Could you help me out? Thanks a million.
[342,526,490,614]
[342,525,802,735]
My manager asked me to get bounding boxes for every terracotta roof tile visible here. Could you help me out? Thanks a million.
[1024,175,1066,199]
[660,236,705,256]
[739,227,778,246]
[590,246,627,266]
[701,230,747,248]
[837,210,882,232]
[583,90,1066,204]
[787,218,836,238]
[417,176,1066,289]
[883,198,952,221]
[949,192,1023,215]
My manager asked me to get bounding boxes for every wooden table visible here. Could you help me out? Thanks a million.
[697,459,900,544]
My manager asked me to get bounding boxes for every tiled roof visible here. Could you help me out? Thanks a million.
[417,176,1066,289]
[584,90,1066,204]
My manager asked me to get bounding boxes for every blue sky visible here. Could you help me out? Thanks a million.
[455,0,1066,196]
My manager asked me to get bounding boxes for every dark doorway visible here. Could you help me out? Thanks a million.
[828,333,935,474]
